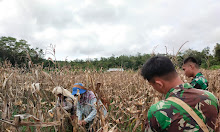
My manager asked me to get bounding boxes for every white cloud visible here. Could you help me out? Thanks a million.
[0,0,219,60]
[34,27,58,39]
[108,0,125,7]
[150,26,174,38]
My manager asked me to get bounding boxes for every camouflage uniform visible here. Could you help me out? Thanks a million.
[191,72,208,90]
[145,83,219,132]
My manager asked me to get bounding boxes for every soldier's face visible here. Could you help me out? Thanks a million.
[182,64,193,77]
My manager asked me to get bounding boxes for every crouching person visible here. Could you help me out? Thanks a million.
[49,86,76,131]
[72,83,107,131]
[49,86,75,115]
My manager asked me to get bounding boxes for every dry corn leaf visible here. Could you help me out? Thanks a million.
[103,124,108,132]
[14,114,40,122]
[49,112,54,118]
[132,119,141,132]
[2,100,8,119]
[9,86,14,97]
[14,100,22,106]
[109,125,117,132]
[28,100,34,108]
[2,73,13,89]
[126,108,142,114]
[35,70,39,80]
[115,116,123,124]
[6,128,12,132]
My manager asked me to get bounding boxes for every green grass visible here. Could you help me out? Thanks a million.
[210,65,220,70]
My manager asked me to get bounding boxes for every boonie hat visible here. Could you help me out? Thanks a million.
[52,86,76,100]
[72,83,87,95]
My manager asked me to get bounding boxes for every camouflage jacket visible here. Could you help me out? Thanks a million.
[191,72,208,90]
[145,83,219,132]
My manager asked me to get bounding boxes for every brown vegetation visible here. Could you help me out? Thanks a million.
[0,61,219,131]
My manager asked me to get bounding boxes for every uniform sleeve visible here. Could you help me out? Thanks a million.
[190,79,197,88]
[77,102,82,121]
[194,83,202,89]
[84,98,97,123]
[191,76,208,90]
[146,105,164,132]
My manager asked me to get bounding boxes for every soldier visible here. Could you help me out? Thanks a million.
[182,56,208,90]
[141,55,219,131]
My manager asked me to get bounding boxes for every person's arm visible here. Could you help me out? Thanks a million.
[84,98,97,123]
[63,97,73,110]
[190,79,197,88]
[145,104,164,132]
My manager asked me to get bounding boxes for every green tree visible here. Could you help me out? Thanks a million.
[214,43,220,62]
[182,49,203,66]
[0,36,44,66]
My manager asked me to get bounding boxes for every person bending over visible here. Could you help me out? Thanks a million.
[72,83,107,131]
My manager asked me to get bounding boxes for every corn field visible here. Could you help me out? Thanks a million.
[0,61,220,132]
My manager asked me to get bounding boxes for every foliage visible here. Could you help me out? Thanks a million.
[67,53,151,71]
[0,36,219,70]
[177,44,220,69]
[210,65,220,70]
[0,36,44,66]
[214,43,220,62]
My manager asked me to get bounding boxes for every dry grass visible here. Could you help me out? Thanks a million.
[0,61,219,131]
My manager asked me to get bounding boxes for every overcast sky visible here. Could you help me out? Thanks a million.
[0,0,219,61]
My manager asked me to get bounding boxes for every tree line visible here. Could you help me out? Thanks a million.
[0,36,220,70]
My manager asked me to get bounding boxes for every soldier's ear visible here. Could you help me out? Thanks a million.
[189,63,195,69]
[154,80,165,93]
[155,80,163,88]
[151,77,166,93]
